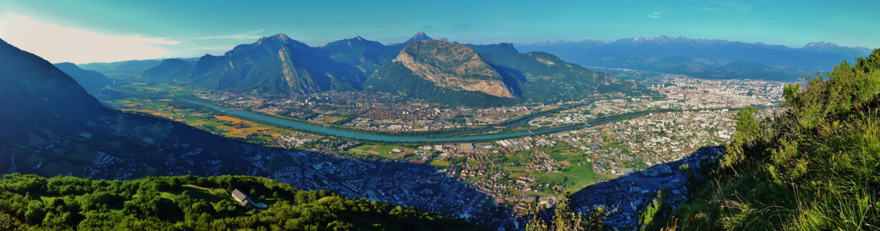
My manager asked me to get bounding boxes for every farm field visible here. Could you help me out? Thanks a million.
[429,160,450,167]
[124,82,204,95]
[348,145,375,154]
[108,97,293,142]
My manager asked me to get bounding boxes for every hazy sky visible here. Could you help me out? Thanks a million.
[0,0,877,64]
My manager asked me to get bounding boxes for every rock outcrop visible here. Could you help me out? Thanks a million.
[393,40,514,98]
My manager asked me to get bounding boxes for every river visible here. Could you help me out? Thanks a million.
[182,100,584,143]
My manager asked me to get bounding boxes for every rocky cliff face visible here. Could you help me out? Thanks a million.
[151,34,363,94]
[277,45,320,94]
[393,40,514,98]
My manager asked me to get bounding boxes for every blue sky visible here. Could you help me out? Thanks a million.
[0,0,877,63]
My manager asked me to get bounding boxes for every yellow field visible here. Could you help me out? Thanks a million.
[134,109,159,115]
[214,115,247,124]
[110,90,299,144]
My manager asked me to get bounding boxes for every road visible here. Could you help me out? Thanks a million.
[359,167,384,198]
[8,155,17,173]
[129,147,169,164]
[497,185,528,230]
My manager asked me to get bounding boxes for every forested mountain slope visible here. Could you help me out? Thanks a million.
[0,174,487,231]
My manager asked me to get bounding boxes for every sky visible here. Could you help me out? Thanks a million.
[0,0,877,64]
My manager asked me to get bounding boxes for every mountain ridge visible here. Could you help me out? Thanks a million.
[76,32,656,106]
[516,36,876,81]
[52,62,113,93]
[146,34,365,95]
[364,38,654,106]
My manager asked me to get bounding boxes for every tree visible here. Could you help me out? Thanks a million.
[638,190,670,230]
[0,212,23,230]
[525,197,609,231]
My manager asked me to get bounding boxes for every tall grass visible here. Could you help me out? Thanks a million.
[660,49,880,230]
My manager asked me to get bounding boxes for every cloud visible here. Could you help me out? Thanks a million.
[650,11,663,18]
[422,25,431,29]
[0,14,177,64]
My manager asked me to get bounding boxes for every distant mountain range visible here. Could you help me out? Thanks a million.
[80,32,654,107]
[73,33,875,105]
[52,62,113,93]
[77,58,200,79]
[516,36,876,81]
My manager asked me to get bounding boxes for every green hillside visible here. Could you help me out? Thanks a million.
[478,50,656,102]
[141,58,195,81]
[649,49,880,230]
[0,174,487,231]
[321,36,399,75]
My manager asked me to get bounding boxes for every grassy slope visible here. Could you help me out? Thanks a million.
[653,49,880,230]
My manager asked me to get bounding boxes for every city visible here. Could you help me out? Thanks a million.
[72,73,784,229]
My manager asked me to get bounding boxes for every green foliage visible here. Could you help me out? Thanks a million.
[0,174,487,231]
[480,51,657,103]
[525,198,609,231]
[661,49,880,230]
[322,36,406,75]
